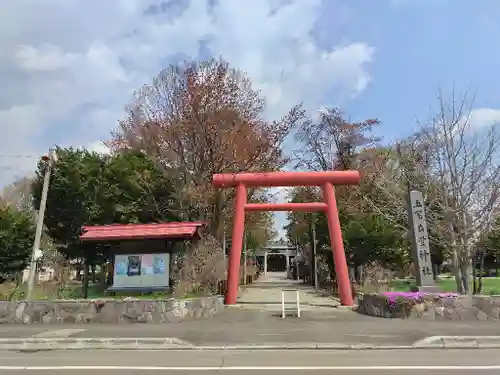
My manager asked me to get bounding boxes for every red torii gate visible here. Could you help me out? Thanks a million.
[212,170,361,306]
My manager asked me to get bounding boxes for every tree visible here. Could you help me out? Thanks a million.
[245,211,277,254]
[294,106,380,172]
[1,176,55,260]
[32,147,179,260]
[416,89,500,294]
[289,108,408,282]
[1,176,35,216]
[292,107,387,231]
[112,57,306,237]
[360,88,500,294]
[32,147,107,260]
[481,216,500,273]
[342,213,409,274]
[285,185,407,285]
[0,204,35,282]
[475,215,500,292]
[355,142,450,276]
[172,234,225,296]
[285,187,321,249]
[284,186,329,284]
[102,150,179,224]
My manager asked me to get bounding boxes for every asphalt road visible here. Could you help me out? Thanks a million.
[1,349,500,374]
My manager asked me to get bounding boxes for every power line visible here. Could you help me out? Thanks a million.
[0,166,37,172]
[0,153,40,159]
[0,154,41,172]
[0,155,40,174]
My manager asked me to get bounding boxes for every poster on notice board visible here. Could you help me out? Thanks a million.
[115,258,127,276]
[154,255,165,275]
[127,255,142,277]
[141,254,154,275]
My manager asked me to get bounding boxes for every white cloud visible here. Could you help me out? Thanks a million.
[0,0,374,186]
[86,141,111,155]
[0,0,375,237]
[467,108,500,128]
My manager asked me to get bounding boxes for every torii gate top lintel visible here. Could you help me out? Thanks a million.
[212,170,360,188]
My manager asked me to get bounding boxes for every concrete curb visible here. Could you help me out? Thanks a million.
[1,336,500,351]
[413,336,500,349]
[0,338,195,351]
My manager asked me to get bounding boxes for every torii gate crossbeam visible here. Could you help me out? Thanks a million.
[213,170,361,306]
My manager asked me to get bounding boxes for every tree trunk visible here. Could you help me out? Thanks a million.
[432,263,439,281]
[82,260,90,299]
[211,190,224,238]
[356,265,364,285]
[75,260,82,281]
[450,225,464,293]
[473,250,486,295]
[99,263,107,289]
[15,272,22,288]
[452,247,464,293]
[473,258,477,295]
[478,252,485,294]
[460,253,472,295]
[458,230,472,295]
[109,258,115,287]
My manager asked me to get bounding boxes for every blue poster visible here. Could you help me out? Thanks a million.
[127,255,141,277]
[154,256,165,275]
[115,259,127,276]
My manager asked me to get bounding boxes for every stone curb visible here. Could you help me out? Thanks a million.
[1,336,500,351]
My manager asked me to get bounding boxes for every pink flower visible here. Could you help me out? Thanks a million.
[382,291,458,305]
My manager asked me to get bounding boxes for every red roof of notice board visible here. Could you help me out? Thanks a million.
[79,222,206,241]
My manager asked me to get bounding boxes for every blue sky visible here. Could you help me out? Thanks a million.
[1,0,499,238]
[338,0,500,142]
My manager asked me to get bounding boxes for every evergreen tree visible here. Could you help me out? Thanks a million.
[0,204,35,282]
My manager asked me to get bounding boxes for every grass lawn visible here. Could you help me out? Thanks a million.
[390,277,500,295]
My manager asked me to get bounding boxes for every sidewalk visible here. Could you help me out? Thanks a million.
[76,309,500,345]
[2,308,500,347]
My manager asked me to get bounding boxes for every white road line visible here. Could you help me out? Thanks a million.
[412,336,442,346]
[256,333,286,336]
[341,334,399,338]
[32,329,86,338]
[1,365,500,371]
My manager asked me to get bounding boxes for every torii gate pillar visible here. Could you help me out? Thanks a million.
[213,171,361,306]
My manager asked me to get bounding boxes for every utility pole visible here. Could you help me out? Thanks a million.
[223,223,227,263]
[312,220,319,289]
[294,236,300,281]
[243,230,247,285]
[26,149,57,300]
